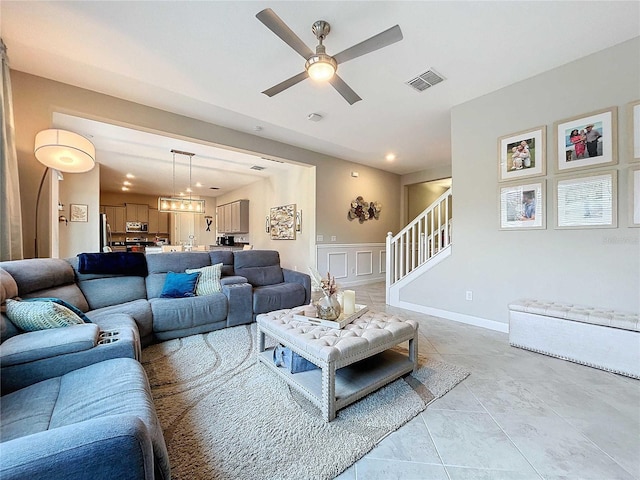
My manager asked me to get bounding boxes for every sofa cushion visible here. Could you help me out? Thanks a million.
[0,358,171,479]
[68,256,148,311]
[209,250,234,276]
[87,299,153,343]
[0,324,99,367]
[186,263,222,296]
[3,259,89,312]
[160,272,200,298]
[149,294,228,333]
[0,259,76,296]
[252,282,307,314]
[145,251,211,299]
[5,299,85,332]
[0,376,62,441]
[233,250,284,287]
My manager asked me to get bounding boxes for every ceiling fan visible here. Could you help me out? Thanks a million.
[256,8,403,105]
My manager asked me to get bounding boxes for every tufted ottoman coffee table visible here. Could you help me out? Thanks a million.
[256,306,418,421]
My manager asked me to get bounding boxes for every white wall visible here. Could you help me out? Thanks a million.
[400,38,640,325]
[215,165,316,272]
[59,164,101,257]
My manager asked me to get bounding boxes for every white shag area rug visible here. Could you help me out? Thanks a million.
[142,324,469,480]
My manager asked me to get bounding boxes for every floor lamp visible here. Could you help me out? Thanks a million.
[33,129,95,257]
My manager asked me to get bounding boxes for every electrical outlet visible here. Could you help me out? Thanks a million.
[331,236,337,242]
[465,291,473,301]
[317,235,323,242]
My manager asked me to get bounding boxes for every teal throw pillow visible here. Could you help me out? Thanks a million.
[24,297,92,323]
[5,298,86,332]
[185,263,223,296]
[160,271,200,298]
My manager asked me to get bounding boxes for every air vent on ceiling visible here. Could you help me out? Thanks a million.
[260,157,284,164]
[209,187,220,190]
[406,69,445,92]
[250,165,266,171]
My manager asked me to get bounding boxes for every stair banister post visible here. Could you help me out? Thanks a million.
[385,231,393,304]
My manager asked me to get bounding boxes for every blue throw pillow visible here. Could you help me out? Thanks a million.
[160,271,200,298]
[24,297,92,323]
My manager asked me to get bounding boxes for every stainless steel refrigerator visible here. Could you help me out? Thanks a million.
[99,213,112,252]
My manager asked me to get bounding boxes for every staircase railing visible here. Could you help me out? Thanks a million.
[386,188,452,286]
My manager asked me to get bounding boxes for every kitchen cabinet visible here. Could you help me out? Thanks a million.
[217,200,249,234]
[102,205,126,233]
[125,203,149,223]
[148,208,170,234]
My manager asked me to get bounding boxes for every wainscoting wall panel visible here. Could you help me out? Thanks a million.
[316,243,386,286]
[356,251,373,276]
[327,252,348,279]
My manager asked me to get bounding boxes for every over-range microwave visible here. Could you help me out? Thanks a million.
[126,221,148,233]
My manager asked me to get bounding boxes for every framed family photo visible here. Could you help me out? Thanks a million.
[498,126,546,182]
[629,100,640,162]
[554,107,617,173]
[630,165,640,227]
[554,170,617,229]
[499,180,545,230]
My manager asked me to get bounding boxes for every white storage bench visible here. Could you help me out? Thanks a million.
[508,299,639,379]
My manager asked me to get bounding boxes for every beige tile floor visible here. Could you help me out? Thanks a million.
[334,283,640,480]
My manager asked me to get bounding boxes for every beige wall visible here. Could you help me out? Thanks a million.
[215,166,316,271]
[10,70,401,260]
[58,164,101,258]
[400,38,640,323]
[406,180,451,222]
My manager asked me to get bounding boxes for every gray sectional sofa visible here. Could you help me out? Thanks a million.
[0,249,310,480]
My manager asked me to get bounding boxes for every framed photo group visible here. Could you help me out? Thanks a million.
[498,103,638,230]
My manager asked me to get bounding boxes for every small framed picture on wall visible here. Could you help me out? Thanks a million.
[499,180,546,230]
[69,204,88,222]
[629,100,640,162]
[497,126,546,182]
[554,170,617,229]
[554,107,617,173]
[630,165,640,227]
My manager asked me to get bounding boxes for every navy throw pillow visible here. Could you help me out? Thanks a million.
[160,272,200,298]
[24,297,92,323]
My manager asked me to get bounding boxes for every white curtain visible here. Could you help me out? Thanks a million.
[0,38,23,260]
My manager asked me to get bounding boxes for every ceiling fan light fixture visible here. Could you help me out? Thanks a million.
[305,54,337,81]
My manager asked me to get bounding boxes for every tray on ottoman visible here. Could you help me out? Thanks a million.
[292,304,369,329]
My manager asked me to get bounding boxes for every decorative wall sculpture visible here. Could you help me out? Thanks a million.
[348,196,381,223]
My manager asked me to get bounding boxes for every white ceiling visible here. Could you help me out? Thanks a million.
[2,1,639,193]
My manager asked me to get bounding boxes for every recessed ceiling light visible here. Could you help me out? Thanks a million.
[179,192,185,197]
[186,187,193,193]
[123,181,132,186]
[121,186,129,191]
[195,182,202,188]
[126,173,135,179]
[385,153,396,161]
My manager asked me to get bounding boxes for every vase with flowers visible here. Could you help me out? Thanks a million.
[309,269,342,320]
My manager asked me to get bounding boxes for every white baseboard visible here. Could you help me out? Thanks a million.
[395,300,509,333]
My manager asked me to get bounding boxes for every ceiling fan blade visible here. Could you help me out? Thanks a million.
[262,71,309,97]
[328,74,362,105]
[256,8,314,59]
[333,25,403,65]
